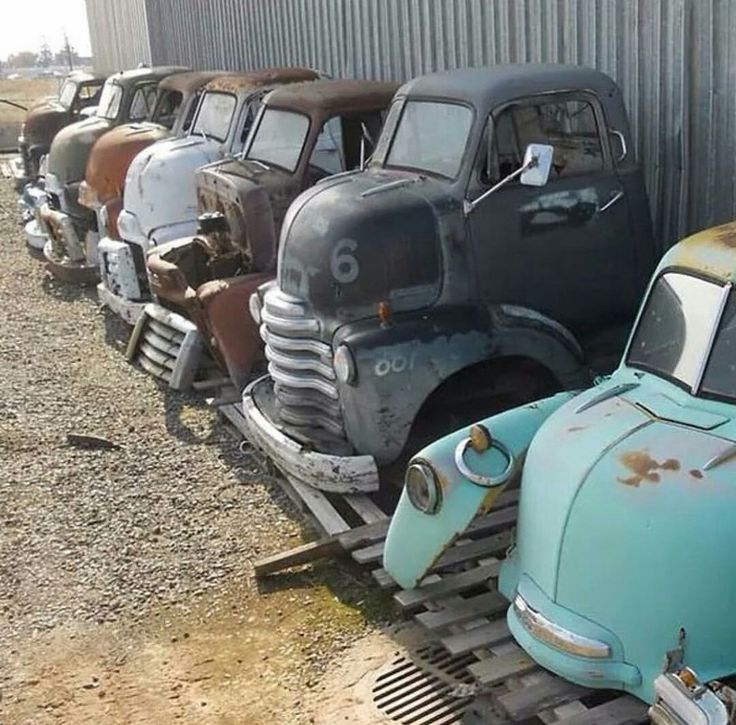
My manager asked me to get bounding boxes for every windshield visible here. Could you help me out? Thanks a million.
[385,100,473,179]
[191,92,236,142]
[245,108,309,172]
[97,81,123,120]
[627,271,734,399]
[59,80,77,108]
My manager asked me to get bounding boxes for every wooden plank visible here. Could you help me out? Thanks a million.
[343,493,388,523]
[434,530,513,569]
[415,591,507,630]
[394,562,501,611]
[555,696,648,725]
[254,537,344,576]
[372,567,397,589]
[467,649,537,686]
[219,403,250,438]
[290,479,350,535]
[441,619,511,656]
[192,376,232,391]
[498,674,590,721]
[338,519,390,550]
[351,541,385,565]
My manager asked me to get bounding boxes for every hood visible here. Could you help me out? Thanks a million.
[195,158,297,271]
[277,169,449,325]
[46,115,114,186]
[512,373,736,697]
[86,122,170,204]
[122,134,225,242]
[382,391,576,590]
[23,101,71,146]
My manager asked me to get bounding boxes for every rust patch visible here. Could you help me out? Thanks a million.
[708,222,736,249]
[617,451,681,487]
[690,469,704,480]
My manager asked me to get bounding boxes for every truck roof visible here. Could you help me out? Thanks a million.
[399,64,618,110]
[68,70,107,83]
[159,70,224,93]
[264,79,400,115]
[203,68,320,94]
[660,222,736,283]
[107,65,189,85]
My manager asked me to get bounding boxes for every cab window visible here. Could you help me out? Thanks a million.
[480,97,604,186]
[152,89,183,128]
[129,84,158,122]
[78,83,102,107]
[308,115,344,175]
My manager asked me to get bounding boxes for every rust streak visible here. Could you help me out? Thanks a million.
[690,469,704,479]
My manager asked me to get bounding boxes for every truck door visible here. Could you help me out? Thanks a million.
[467,93,639,336]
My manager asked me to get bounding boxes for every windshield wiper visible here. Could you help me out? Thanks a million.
[360,176,418,198]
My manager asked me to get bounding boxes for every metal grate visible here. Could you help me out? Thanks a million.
[372,644,477,725]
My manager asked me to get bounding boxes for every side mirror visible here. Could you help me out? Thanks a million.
[520,143,554,187]
[465,142,555,215]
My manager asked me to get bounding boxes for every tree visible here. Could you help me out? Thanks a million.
[37,40,53,68]
[7,51,37,68]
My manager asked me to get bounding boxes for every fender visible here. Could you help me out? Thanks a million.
[333,303,590,464]
[383,390,577,589]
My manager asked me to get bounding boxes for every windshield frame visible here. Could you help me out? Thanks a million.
[58,80,77,108]
[243,106,312,174]
[625,267,734,402]
[383,97,476,181]
[97,81,124,121]
[189,90,237,143]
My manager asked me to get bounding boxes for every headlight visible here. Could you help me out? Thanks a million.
[249,292,262,325]
[406,461,442,514]
[334,344,357,384]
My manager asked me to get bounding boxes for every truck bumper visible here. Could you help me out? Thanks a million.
[97,236,148,325]
[126,302,205,390]
[241,374,380,493]
[25,219,47,253]
[40,204,99,285]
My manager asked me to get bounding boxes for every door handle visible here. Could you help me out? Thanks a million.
[598,190,624,214]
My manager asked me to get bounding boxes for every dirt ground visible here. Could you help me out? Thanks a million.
[0,78,59,124]
[0,170,400,723]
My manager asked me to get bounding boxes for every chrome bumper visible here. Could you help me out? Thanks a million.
[96,283,147,325]
[649,671,731,725]
[97,236,148,325]
[126,303,204,390]
[241,374,379,493]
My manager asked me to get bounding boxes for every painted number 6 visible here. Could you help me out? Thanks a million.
[330,239,359,284]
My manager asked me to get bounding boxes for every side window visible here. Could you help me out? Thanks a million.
[153,90,183,128]
[238,102,260,147]
[481,98,604,186]
[180,91,201,134]
[129,84,158,122]
[308,115,344,175]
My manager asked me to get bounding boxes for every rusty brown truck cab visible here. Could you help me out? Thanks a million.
[76,71,222,274]
[127,79,398,391]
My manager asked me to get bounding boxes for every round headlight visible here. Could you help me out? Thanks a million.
[249,292,262,325]
[334,344,357,384]
[406,461,442,514]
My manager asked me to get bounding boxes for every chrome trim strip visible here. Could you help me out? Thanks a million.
[261,325,332,361]
[574,382,640,414]
[262,307,319,334]
[265,346,335,380]
[268,363,339,400]
[513,594,611,659]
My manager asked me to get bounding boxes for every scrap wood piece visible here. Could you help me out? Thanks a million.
[253,518,391,577]
[441,619,511,656]
[66,433,121,451]
[415,591,508,631]
[468,648,538,686]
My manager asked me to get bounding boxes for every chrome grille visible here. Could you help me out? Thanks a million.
[99,239,144,300]
[261,288,347,446]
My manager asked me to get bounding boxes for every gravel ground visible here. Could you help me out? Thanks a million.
[0,169,394,723]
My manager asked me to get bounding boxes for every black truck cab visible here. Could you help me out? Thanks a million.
[242,64,657,493]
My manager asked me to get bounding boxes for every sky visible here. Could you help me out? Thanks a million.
[0,0,92,61]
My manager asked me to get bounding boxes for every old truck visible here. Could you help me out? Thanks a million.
[99,68,320,324]
[383,221,736,724]
[38,66,188,282]
[74,71,221,282]
[241,64,657,493]
[127,79,398,391]
[12,70,106,187]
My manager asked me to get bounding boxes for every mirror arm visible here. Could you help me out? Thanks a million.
[465,155,537,216]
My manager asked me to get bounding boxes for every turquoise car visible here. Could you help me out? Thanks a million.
[383,222,736,723]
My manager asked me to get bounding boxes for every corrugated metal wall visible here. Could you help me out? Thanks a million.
[86,0,152,72]
[85,0,736,248]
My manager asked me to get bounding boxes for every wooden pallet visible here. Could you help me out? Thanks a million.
[349,495,649,725]
[215,397,648,723]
